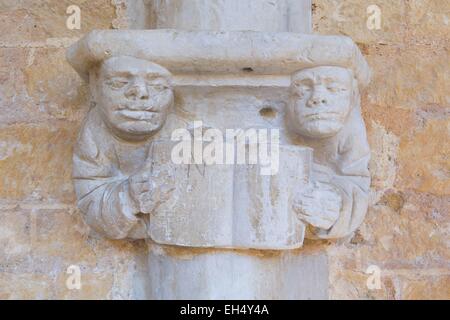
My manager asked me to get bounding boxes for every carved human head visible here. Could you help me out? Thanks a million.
[288,66,357,139]
[90,56,174,141]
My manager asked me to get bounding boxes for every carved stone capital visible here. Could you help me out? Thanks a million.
[68,29,371,249]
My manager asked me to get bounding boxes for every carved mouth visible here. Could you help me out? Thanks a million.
[117,109,158,121]
[304,112,340,120]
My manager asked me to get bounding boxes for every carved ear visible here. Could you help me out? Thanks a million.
[351,77,361,108]
[74,119,100,163]
[88,66,100,104]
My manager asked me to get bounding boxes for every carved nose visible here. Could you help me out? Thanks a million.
[307,96,328,107]
[125,83,149,100]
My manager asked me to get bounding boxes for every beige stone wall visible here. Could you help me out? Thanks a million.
[313,0,449,299]
[0,0,448,299]
[0,0,147,300]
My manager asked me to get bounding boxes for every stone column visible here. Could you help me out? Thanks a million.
[140,0,327,300]
[145,0,311,33]
[67,0,371,300]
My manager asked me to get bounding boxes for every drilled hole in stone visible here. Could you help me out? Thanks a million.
[259,107,277,118]
[242,67,254,72]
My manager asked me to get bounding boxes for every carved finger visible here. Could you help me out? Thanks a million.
[321,201,341,210]
[296,207,320,218]
[302,216,334,230]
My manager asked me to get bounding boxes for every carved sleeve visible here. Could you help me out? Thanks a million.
[309,116,371,240]
[72,123,146,240]
[312,155,371,239]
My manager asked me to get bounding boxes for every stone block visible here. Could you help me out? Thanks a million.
[0,123,78,203]
[0,0,115,43]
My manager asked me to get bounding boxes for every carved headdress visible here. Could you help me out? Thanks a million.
[67,30,371,85]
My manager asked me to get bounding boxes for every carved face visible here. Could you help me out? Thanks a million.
[92,56,174,141]
[289,66,354,139]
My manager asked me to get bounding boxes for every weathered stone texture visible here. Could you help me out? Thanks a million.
[0,0,146,300]
[0,0,115,44]
[314,0,449,299]
[0,123,76,203]
[0,0,448,299]
[0,206,147,299]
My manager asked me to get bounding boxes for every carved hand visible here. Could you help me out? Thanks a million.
[128,169,175,215]
[293,181,342,230]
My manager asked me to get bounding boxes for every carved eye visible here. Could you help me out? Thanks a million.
[146,77,170,91]
[107,78,129,89]
[300,85,312,91]
[148,83,168,91]
[145,75,170,90]
[326,86,337,92]
[327,85,346,93]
